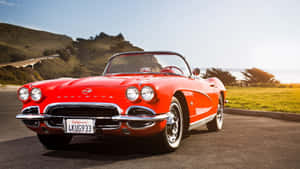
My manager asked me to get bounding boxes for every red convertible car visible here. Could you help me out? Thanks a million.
[16,51,226,152]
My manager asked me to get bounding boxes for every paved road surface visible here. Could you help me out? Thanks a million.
[0,90,300,169]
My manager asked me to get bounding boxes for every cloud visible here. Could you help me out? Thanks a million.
[0,0,15,6]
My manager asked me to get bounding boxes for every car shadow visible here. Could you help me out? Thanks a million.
[44,129,212,159]
[0,130,211,169]
[43,135,163,159]
[0,135,162,169]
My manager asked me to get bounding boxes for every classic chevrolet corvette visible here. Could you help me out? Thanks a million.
[16,51,226,152]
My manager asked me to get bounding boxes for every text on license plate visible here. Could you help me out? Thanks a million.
[65,119,95,134]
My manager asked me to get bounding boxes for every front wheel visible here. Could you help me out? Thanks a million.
[207,95,224,131]
[156,97,184,152]
[37,134,72,150]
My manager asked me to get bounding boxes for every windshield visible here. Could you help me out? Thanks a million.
[104,53,191,77]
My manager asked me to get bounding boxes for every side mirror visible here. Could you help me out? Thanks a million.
[192,68,200,76]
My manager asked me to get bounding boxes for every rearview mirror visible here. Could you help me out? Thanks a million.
[192,68,200,76]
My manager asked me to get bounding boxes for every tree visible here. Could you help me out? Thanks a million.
[56,49,71,61]
[242,68,279,85]
[203,68,236,85]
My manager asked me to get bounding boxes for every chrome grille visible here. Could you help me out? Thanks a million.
[47,106,119,117]
[45,103,121,129]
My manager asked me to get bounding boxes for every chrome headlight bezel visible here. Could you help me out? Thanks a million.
[141,86,155,101]
[31,88,42,101]
[126,87,139,102]
[18,87,29,101]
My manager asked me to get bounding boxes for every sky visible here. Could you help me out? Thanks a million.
[0,0,300,71]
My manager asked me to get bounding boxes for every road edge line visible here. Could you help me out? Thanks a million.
[224,108,300,122]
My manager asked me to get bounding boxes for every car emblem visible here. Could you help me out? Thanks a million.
[82,88,92,95]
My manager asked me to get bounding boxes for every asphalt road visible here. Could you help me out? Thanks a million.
[1,90,300,169]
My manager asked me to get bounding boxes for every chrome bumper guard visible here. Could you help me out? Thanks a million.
[16,113,169,122]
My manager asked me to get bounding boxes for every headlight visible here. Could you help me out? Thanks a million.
[18,87,29,101]
[126,87,139,101]
[31,88,42,101]
[141,86,155,101]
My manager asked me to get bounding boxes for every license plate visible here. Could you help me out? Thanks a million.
[64,119,95,134]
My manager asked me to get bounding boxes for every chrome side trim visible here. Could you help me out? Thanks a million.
[43,102,123,114]
[179,88,212,102]
[188,113,216,130]
[190,107,213,118]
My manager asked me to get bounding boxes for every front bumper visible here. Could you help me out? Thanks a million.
[16,103,170,135]
[16,113,169,122]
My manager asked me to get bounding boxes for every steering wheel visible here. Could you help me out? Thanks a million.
[160,66,184,75]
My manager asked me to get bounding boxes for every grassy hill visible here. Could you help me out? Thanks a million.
[0,23,73,63]
[0,23,144,84]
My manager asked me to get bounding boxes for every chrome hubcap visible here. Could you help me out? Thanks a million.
[166,104,181,144]
[216,99,224,128]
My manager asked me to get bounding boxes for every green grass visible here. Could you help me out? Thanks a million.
[226,87,300,113]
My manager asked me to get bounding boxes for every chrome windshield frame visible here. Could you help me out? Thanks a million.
[102,51,192,77]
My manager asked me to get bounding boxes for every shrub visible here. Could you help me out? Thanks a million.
[203,68,237,86]
[43,49,56,56]
[242,68,279,85]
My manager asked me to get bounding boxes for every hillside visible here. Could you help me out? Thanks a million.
[75,32,143,74]
[0,23,144,84]
[0,23,73,63]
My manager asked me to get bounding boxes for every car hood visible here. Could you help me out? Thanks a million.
[28,75,175,100]
[31,75,176,91]
[59,76,147,88]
